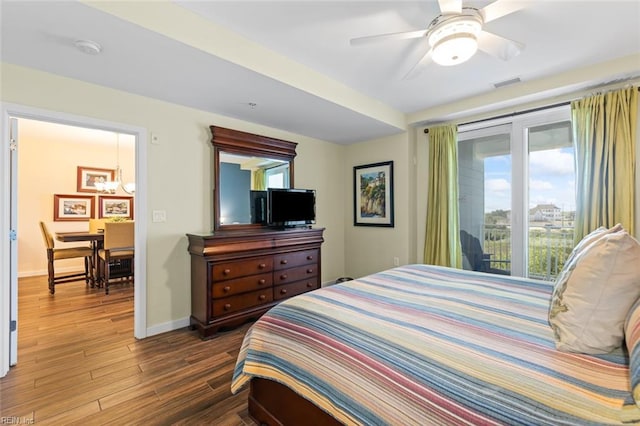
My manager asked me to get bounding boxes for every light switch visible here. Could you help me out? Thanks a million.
[152,210,166,223]
[151,133,160,145]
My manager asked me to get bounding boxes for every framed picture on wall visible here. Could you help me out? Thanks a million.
[98,195,134,219]
[353,161,394,227]
[77,166,115,193]
[53,194,95,221]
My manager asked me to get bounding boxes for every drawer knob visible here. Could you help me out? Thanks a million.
[280,259,288,265]
[223,286,231,293]
[258,279,266,285]
[307,255,313,260]
[259,294,266,301]
[307,268,314,274]
[280,274,287,280]
[307,282,313,288]
[223,269,231,275]
[258,263,266,269]
[224,303,231,310]
[280,288,287,295]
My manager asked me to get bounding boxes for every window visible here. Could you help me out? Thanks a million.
[458,106,574,279]
[265,163,290,189]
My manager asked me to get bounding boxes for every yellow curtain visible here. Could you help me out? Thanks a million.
[424,124,462,268]
[252,169,266,190]
[571,86,637,242]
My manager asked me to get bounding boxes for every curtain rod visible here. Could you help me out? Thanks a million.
[423,86,640,134]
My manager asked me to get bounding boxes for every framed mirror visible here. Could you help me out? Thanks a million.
[211,126,297,231]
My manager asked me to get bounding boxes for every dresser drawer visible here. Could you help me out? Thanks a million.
[212,273,272,298]
[211,257,273,281]
[274,279,319,300]
[212,290,274,316]
[188,228,324,339]
[274,264,318,284]
[274,249,319,270]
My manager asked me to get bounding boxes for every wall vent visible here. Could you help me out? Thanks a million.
[494,77,521,88]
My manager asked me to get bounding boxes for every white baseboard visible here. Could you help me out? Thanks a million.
[19,269,48,278]
[146,316,191,337]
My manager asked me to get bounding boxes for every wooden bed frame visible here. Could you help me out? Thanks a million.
[249,378,341,425]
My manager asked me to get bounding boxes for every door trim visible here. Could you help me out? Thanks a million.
[9,117,17,366]
[1,102,148,376]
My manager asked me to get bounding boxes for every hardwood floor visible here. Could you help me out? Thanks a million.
[0,275,257,425]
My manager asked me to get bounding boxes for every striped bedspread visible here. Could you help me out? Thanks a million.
[231,264,640,425]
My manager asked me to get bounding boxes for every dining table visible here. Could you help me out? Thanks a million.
[55,231,104,286]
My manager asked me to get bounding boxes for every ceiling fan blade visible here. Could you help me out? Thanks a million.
[438,0,462,15]
[350,29,427,46]
[481,0,526,23]
[477,30,524,61]
[402,49,433,80]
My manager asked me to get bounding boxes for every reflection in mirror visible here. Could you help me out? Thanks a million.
[219,152,289,226]
[211,125,297,231]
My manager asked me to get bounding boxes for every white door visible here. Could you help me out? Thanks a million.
[9,117,18,365]
[458,106,574,280]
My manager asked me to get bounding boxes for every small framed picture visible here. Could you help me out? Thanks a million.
[77,166,115,193]
[98,196,134,219]
[53,194,95,222]
[353,161,394,227]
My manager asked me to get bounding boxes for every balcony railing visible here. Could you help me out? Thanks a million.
[482,224,575,281]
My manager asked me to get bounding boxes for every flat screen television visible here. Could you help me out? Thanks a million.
[267,188,316,228]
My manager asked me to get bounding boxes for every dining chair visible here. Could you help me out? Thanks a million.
[98,221,134,295]
[39,221,94,295]
[88,218,108,285]
[88,218,107,233]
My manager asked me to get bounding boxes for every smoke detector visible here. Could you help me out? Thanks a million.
[74,39,102,55]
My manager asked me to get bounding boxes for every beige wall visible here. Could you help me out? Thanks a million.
[344,132,412,278]
[18,119,135,276]
[2,63,346,330]
[294,136,346,284]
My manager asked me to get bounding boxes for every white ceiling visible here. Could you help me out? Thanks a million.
[2,1,639,144]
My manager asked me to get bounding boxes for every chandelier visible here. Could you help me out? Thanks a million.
[94,133,135,195]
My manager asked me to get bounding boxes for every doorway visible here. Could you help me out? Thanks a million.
[1,104,147,377]
[457,106,574,279]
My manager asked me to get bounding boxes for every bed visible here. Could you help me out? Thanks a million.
[231,264,640,425]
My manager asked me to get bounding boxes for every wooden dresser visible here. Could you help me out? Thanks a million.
[187,227,324,339]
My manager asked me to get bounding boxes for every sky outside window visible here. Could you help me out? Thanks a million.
[484,147,575,213]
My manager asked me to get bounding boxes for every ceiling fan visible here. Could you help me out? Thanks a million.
[350,0,525,75]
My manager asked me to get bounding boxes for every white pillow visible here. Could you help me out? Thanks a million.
[549,228,640,354]
[565,224,622,267]
[549,224,622,313]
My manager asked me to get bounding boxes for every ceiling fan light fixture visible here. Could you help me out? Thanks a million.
[431,33,478,66]
[427,12,482,66]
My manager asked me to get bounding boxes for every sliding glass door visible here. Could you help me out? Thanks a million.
[458,124,513,275]
[526,120,574,279]
[457,107,574,279]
